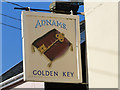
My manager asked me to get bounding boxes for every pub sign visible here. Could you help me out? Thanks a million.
[22,11,82,83]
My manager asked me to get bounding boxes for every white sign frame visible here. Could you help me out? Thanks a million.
[22,11,82,83]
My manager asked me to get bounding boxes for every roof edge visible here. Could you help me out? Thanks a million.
[0,73,23,89]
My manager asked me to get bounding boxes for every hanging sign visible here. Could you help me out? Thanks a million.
[22,11,82,83]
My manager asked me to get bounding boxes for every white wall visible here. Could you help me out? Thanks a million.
[14,82,44,88]
[85,1,118,88]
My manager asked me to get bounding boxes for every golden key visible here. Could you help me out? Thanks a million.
[38,33,65,54]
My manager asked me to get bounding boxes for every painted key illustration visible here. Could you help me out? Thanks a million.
[32,29,73,67]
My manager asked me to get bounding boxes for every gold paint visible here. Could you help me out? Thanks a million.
[31,45,35,52]
[56,33,64,42]
[38,44,47,54]
[38,33,65,54]
[47,62,52,67]
[70,44,73,51]
[33,33,73,68]
[47,39,59,51]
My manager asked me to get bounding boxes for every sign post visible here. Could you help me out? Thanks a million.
[22,11,82,83]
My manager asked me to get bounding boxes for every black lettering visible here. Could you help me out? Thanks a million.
[63,72,66,77]
[50,71,53,76]
[67,72,70,77]
[33,70,37,75]
[37,70,41,75]
[46,71,49,76]
[54,71,58,76]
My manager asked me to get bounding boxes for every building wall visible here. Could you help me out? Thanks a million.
[14,82,44,88]
[85,1,118,88]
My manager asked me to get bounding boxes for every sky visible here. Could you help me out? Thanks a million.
[1,1,84,75]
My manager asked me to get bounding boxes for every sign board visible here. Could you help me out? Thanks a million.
[22,11,82,83]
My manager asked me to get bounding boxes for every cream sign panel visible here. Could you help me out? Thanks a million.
[22,11,82,83]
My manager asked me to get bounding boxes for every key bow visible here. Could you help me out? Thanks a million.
[56,33,64,42]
